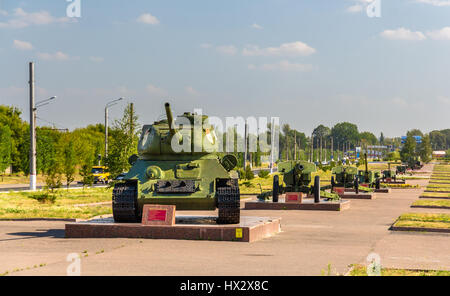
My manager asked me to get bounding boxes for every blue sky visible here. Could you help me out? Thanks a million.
[0,0,449,137]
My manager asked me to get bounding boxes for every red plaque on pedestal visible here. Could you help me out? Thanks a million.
[334,187,345,196]
[285,192,302,203]
[142,205,176,226]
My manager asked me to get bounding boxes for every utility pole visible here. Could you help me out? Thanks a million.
[104,98,124,160]
[244,121,248,169]
[270,118,275,174]
[29,62,36,191]
[294,132,297,160]
[331,137,334,161]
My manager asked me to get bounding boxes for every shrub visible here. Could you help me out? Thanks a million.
[237,169,246,180]
[244,165,254,180]
[28,192,57,204]
[258,170,270,179]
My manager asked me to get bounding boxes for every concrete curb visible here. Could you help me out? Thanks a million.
[411,205,450,210]
[419,196,450,200]
[390,225,450,234]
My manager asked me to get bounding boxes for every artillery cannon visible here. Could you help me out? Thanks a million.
[258,160,339,203]
[112,102,241,224]
[331,165,358,188]
[356,153,381,189]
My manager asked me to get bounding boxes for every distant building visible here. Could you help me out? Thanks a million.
[432,151,446,158]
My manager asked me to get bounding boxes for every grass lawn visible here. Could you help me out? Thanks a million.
[349,264,450,276]
[412,199,450,208]
[381,183,420,188]
[421,192,450,198]
[393,213,450,230]
[0,188,112,220]
[0,174,46,185]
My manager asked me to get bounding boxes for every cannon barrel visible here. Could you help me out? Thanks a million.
[165,102,176,134]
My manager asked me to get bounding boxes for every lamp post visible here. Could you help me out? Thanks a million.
[104,98,123,160]
[29,61,57,190]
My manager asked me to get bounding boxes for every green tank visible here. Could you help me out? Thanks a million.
[112,103,240,224]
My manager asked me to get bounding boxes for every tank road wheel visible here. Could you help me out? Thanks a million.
[112,181,140,223]
[314,175,320,203]
[273,175,280,203]
[216,180,240,225]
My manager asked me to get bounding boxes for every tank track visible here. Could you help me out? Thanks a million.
[112,181,140,223]
[216,181,240,225]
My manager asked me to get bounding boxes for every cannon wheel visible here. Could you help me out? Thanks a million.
[314,176,320,203]
[375,179,380,190]
[354,177,359,194]
[331,176,336,189]
[273,175,279,203]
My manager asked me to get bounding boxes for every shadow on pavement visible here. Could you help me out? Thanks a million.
[2,229,65,241]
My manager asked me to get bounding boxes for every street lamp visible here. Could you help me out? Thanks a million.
[104,98,124,159]
[29,61,58,190]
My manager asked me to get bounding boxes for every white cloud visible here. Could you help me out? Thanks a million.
[346,5,363,13]
[248,60,313,72]
[185,86,200,96]
[137,13,160,25]
[392,97,408,106]
[216,45,238,55]
[427,27,450,40]
[13,39,33,50]
[89,56,104,63]
[200,43,213,49]
[416,0,450,6]
[242,41,316,57]
[0,8,72,29]
[37,51,76,61]
[437,96,450,104]
[251,23,263,30]
[146,84,168,96]
[380,28,427,41]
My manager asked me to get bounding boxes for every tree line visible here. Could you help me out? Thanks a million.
[0,104,139,187]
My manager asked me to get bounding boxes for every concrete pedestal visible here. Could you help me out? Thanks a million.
[65,215,281,243]
[245,198,350,211]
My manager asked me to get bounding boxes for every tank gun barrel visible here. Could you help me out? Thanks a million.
[165,102,176,134]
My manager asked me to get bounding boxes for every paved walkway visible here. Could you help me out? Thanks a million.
[0,163,448,275]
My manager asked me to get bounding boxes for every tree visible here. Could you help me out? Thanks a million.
[418,135,432,163]
[106,103,140,179]
[359,132,378,145]
[331,122,359,151]
[379,132,385,145]
[429,130,446,150]
[407,129,424,138]
[401,135,416,162]
[0,125,12,180]
[62,138,76,188]
[313,125,331,162]
[0,106,28,173]
[80,162,94,188]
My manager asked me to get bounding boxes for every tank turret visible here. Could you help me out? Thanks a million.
[138,103,218,156]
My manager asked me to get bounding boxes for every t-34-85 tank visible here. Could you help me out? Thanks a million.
[112,103,240,224]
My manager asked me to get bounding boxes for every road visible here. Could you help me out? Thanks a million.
[0,183,107,193]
